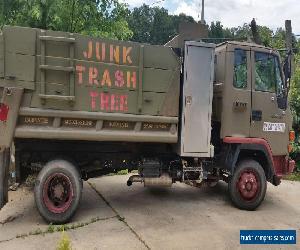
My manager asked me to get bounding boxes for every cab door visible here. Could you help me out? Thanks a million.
[250,48,289,155]
[221,44,251,138]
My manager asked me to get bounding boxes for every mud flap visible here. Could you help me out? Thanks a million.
[0,148,10,209]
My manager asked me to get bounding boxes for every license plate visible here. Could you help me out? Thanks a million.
[263,122,286,132]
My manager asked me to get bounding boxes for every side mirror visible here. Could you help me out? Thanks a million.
[277,94,287,110]
[283,50,292,91]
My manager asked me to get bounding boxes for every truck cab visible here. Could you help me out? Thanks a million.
[213,41,295,191]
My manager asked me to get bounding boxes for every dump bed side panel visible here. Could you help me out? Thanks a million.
[0,26,180,144]
[1,26,180,116]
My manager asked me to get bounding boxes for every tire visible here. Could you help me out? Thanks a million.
[0,148,10,210]
[34,160,82,224]
[228,159,267,211]
[207,180,218,188]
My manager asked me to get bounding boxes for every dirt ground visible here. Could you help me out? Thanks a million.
[0,175,299,250]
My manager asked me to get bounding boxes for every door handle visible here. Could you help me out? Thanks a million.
[272,113,283,119]
[272,110,286,119]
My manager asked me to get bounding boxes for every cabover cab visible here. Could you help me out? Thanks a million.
[212,41,295,186]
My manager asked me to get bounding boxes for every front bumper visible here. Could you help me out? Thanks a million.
[272,157,295,186]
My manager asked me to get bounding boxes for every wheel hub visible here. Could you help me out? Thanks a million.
[53,183,64,199]
[245,182,252,191]
[237,170,259,201]
[43,173,73,214]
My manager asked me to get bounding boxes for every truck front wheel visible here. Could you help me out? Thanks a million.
[34,160,82,224]
[228,159,267,210]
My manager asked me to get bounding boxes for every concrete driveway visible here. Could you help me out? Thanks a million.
[0,175,299,250]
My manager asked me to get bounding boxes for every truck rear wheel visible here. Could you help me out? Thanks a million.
[228,159,267,210]
[34,160,82,224]
[0,148,10,209]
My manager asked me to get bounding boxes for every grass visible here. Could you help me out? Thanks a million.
[107,169,129,176]
[56,231,72,250]
[284,172,300,181]
[15,215,117,240]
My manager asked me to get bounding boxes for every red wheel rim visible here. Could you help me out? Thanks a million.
[43,173,74,214]
[236,169,260,202]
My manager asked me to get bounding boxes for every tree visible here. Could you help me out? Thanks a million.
[230,23,252,41]
[289,42,300,125]
[0,0,133,40]
[127,4,154,43]
[208,21,234,43]
[172,13,195,31]
[150,7,175,45]
[127,4,195,45]
[0,0,16,26]
[257,26,273,47]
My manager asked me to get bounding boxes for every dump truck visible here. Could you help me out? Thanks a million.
[0,25,295,223]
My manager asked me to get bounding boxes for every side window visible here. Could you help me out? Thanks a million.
[255,52,277,92]
[233,49,247,89]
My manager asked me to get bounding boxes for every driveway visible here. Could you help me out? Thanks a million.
[0,175,299,249]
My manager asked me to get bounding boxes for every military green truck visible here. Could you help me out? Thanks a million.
[0,26,295,223]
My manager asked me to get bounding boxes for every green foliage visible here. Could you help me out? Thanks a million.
[231,23,252,40]
[57,231,72,250]
[0,0,133,40]
[269,28,286,49]
[208,22,252,43]
[127,4,195,45]
[297,161,300,172]
[207,21,290,53]
[257,26,273,47]
[47,223,55,233]
[284,172,300,181]
[290,141,300,159]
[208,21,234,43]
[117,169,128,175]
[290,54,300,121]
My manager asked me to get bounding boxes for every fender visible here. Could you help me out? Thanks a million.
[222,137,276,183]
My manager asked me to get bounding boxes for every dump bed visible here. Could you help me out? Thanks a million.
[0,26,180,147]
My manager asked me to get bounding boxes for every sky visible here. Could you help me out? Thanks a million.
[122,0,300,35]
